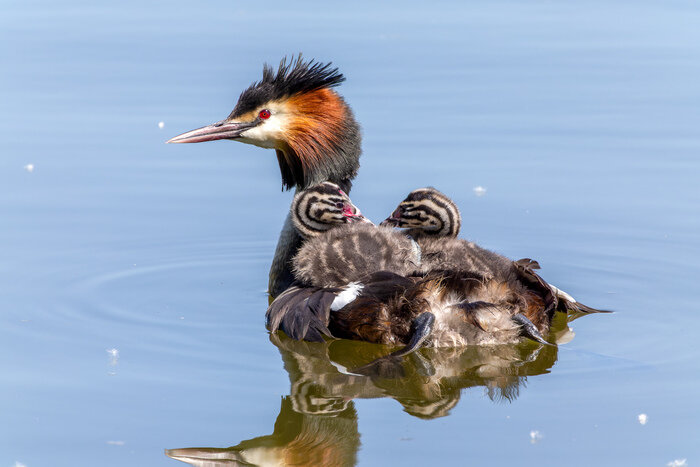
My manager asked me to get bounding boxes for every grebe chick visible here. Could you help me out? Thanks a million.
[382,187,610,333]
[290,182,422,288]
[381,187,514,278]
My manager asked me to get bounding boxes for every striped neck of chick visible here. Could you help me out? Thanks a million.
[381,187,461,238]
[291,182,369,238]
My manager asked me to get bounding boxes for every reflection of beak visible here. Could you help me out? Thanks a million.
[167,120,258,144]
[379,208,402,227]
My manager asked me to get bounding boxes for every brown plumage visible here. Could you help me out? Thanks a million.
[382,187,608,333]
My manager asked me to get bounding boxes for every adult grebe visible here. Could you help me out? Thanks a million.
[168,56,362,297]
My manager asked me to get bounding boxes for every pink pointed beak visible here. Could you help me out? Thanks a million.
[344,205,374,225]
[166,120,258,144]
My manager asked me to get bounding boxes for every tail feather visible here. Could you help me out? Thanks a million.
[549,283,613,314]
[560,298,613,315]
[515,258,612,316]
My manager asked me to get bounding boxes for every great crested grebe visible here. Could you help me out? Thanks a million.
[290,182,422,288]
[168,56,361,297]
[168,57,607,352]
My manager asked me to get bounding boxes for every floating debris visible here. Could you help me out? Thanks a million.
[667,460,687,467]
[158,121,165,129]
[106,348,119,366]
[638,413,648,425]
[529,430,542,444]
[473,186,487,197]
[24,163,35,173]
[107,440,125,446]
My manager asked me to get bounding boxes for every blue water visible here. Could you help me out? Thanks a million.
[2,1,700,466]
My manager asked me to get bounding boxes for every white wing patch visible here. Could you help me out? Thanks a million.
[331,282,364,311]
[550,283,576,303]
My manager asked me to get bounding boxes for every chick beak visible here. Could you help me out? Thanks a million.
[379,208,402,227]
[167,120,258,144]
[351,214,374,225]
[345,206,374,225]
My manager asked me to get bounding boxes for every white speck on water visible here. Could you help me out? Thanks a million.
[667,459,687,467]
[529,430,542,444]
[179,316,185,320]
[106,348,119,366]
[158,121,165,129]
[638,413,648,425]
[24,163,34,172]
[473,186,487,197]
[14,462,27,467]
[107,440,125,446]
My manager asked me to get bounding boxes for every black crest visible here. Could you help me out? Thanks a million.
[229,55,346,119]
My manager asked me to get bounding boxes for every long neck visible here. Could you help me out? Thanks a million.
[268,212,301,298]
[268,178,353,298]
[274,93,361,191]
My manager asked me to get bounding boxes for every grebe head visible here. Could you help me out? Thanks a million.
[168,56,361,191]
[381,187,461,238]
[291,182,371,238]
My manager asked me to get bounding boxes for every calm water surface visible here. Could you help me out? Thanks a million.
[2,1,700,466]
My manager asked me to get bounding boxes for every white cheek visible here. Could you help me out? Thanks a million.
[239,116,286,148]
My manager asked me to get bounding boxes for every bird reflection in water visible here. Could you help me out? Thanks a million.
[165,314,576,466]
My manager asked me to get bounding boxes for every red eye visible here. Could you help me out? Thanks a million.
[258,109,271,120]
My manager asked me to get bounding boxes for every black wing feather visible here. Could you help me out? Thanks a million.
[266,285,339,342]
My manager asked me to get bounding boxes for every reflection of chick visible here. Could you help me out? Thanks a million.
[166,397,359,467]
